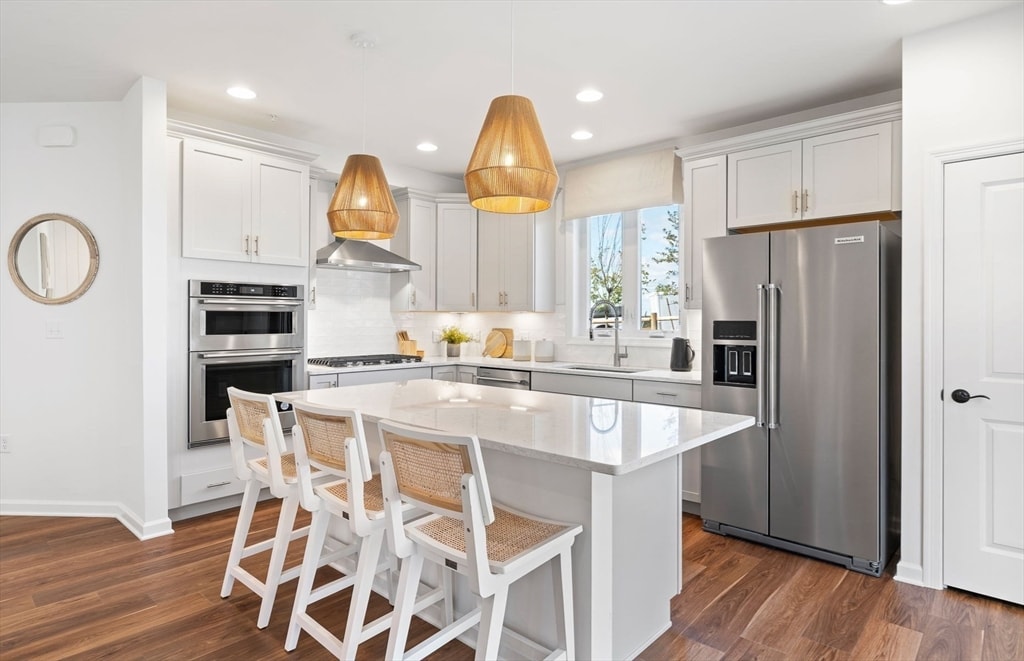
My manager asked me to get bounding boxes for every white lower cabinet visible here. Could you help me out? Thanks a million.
[631,380,701,408]
[336,367,432,386]
[308,373,338,389]
[531,371,633,400]
[180,466,246,506]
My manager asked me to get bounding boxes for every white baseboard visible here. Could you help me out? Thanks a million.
[0,499,172,541]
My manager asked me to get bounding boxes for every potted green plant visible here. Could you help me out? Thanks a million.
[440,325,472,357]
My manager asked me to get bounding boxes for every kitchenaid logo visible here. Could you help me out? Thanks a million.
[835,235,865,245]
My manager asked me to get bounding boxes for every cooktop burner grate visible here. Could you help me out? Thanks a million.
[308,353,423,368]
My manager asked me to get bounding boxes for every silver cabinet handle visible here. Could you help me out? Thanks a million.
[802,189,809,213]
[685,283,691,302]
[756,284,767,427]
[254,235,260,255]
[244,234,251,255]
[766,283,780,429]
[656,392,678,397]
[792,191,799,215]
[411,290,416,307]
[206,481,231,488]
[471,292,475,307]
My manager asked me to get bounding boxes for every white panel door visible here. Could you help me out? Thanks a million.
[943,152,1024,605]
[181,139,251,262]
[252,157,308,266]
[726,141,801,229]
[503,214,536,311]
[683,155,726,309]
[802,123,892,220]
[476,211,505,311]
[435,202,478,311]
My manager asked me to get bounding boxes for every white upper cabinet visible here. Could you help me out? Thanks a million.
[477,210,554,312]
[435,201,478,312]
[727,123,894,229]
[682,155,727,310]
[390,189,437,312]
[181,136,309,266]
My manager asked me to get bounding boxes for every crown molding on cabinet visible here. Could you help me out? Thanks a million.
[167,119,319,164]
[676,102,902,161]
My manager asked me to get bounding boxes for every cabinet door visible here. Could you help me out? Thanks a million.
[252,156,309,266]
[436,203,478,311]
[182,138,252,261]
[391,193,437,311]
[476,211,505,311]
[802,123,893,220]
[727,141,802,229]
[683,155,726,310]
[307,176,336,310]
[502,214,536,311]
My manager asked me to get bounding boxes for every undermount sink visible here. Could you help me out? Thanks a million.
[563,365,648,374]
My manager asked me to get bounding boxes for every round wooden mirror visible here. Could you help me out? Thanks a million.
[7,213,99,305]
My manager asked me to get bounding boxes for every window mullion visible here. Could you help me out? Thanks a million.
[621,210,640,337]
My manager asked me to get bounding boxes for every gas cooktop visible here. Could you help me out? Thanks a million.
[308,354,423,368]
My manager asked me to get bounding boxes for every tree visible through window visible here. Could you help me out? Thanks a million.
[584,205,680,336]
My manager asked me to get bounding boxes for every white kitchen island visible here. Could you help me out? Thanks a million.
[276,379,753,661]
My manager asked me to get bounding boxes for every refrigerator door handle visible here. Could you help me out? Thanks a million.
[767,283,780,429]
[756,284,767,427]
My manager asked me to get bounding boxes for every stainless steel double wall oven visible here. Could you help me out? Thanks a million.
[188,280,304,448]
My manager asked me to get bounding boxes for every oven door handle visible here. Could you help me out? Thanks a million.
[198,350,303,359]
[197,299,303,307]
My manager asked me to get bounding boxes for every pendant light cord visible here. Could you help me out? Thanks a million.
[509,0,514,94]
[361,42,367,154]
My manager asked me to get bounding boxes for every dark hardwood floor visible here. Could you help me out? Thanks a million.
[1,504,1020,660]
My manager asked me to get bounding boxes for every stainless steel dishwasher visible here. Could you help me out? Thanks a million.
[475,366,531,390]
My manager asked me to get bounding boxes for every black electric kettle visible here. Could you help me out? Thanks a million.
[670,337,696,372]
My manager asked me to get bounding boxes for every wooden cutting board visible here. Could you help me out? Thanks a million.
[484,330,507,358]
[496,328,514,358]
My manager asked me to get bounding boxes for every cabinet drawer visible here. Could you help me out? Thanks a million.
[531,372,632,400]
[180,467,246,506]
[308,373,338,389]
[632,380,701,408]
[337,366,432,386]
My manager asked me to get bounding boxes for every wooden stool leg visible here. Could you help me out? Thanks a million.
[257,494,300,629]
[385,553,424,661]
[475,585,509,661]
[221,479,260,598]
[553,550,576,660]
[285,507,330,651]
[338,529,385,661]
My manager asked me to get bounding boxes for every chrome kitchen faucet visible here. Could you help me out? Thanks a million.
[589,299,629,367]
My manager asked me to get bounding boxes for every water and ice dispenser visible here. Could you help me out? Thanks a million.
[712,320,757,387]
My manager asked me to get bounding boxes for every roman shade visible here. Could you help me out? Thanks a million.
[563,147,682,220]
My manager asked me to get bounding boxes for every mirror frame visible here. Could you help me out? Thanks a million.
[7,212,100,305]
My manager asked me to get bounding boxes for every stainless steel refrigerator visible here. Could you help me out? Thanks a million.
[701,220,900,576]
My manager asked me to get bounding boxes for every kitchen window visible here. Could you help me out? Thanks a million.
[575,203,681,340]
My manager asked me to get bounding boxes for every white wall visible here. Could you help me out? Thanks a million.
[0,77,171,537]
[898,4,1024,586]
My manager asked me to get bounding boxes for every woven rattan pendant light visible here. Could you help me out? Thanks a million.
[327,33,399,240]
[464,3,557,214]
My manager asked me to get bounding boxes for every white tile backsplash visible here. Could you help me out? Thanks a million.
[307,268,703,368]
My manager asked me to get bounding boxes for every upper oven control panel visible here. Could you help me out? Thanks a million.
[190,280,302,299]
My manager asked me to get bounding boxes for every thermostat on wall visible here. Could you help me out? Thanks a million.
[37,125,76,148]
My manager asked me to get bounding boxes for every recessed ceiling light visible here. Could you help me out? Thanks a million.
[417,142,438,152]
[576,88,603,103]
[571,130,593,141]
[226,86,256,100]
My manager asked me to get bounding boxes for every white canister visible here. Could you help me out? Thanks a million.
[513,340,532,361]
[534,340,554,362]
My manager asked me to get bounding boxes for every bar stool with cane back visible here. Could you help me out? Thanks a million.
[378,419,583,661]
[285,401,448,659]
[220,386,321,629]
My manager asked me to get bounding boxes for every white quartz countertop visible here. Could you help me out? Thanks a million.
[308,355,702,385]
[276,379,750,476]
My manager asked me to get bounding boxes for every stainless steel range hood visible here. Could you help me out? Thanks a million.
[315,238,420,273]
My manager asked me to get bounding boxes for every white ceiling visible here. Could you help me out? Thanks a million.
[1,0,1017,179]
